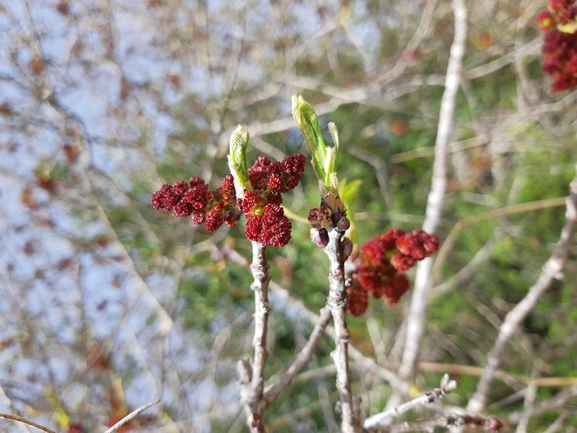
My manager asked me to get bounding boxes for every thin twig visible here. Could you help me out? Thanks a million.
[467,167,577,414]
[103,398,161,433]
[515,368,539,433]
[263,307,332,405]
[399,0,468,380]
[324,227,360,433]
[0,414,55,433]
[542,413,567,433]
[238,241,272,433]
[367,413,502,433]
[432,196,567,284]
[508,385,577,426]
[416,361,577,387]
[220,245,409,394]
[364,374,457,429]
[431,230,499,296]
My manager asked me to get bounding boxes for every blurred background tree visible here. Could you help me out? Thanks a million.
[1,0,577,431]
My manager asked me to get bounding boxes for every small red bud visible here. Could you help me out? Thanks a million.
[310,228,329,248]
[342,237,353,258]
[336,216,350,232]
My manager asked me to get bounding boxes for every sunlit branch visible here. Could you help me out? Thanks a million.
[0,414,55,433]
[467,168,577,414]
[103,398,160,433]
[364,374,456,429]
[324,228,361,433]
[238,241,272,433]
[263,307,332,406]
[399,0,468,381]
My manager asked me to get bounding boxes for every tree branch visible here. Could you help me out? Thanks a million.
[366,413,501,432]
[467,167,577,414]
[263,307,332,406]
[507,385,577,426]
[324,227,361,433]
[238,241,272,432]
[103,398,160,433]
[399,0,468,380]
[0,414,54,433]
[364,374,456,429]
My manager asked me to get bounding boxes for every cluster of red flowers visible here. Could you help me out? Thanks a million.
[238,154,305,246]
[151,174,241,231]
[538,0,577,92]
[151,153,305,247]
[347,228,439,316]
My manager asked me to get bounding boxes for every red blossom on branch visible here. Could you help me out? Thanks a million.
[538,0,577,91]
[151,153,305,247]
[347,228,440,315]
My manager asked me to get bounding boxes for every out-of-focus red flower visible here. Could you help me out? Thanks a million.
[347,277,368,317]
[350,228,440,315]
[152,154,304,247]
[538,0,577,91]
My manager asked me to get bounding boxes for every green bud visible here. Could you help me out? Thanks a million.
[227,125,251,196]
[292,96,342,194]
[292,95,327,182]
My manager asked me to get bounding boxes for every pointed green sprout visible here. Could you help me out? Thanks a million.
[227,125,251,197]
[292,96,341,194]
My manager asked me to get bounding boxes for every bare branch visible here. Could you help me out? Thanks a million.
[416,362,577,387]
[367,413,502,432]
[0,414,54,433]
[263,307,332,405]
[103,398,161,433]
[542,413,567,433]
[237,241,273,433]
[364,374,457,429]
[221,244,409,395]
[515,369,538,433]
[432,196,567,284]
[324,227,361,433]
[508,386,577,426]
[399,0,468,380]
[467,168,577,414]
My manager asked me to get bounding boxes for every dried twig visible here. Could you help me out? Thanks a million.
[0,414,55,433]
[324,227,361,433]
[467,168,577,414]
[367,413,502,432]
[263,307,332,405]
[432,196,567,283]
[103,398,161,433]
[416,361,577,387]
[508,385,577,426]
[238,241,272,432]
[399,0,468,380]
[221,245,409,394]
[364,374,456,429]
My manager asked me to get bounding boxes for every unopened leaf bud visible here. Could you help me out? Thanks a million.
[342,237,353,259]
[310,228,329,248]
[227,125,250,197]
[292,95,327,183]
[336,216,350,232]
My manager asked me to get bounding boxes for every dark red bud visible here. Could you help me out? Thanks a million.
[342,237,353,258]
[336,217,350,232]
[310,228,329,248]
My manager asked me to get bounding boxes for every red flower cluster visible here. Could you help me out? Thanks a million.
[248,154,306,193]
[151,174,241,231]
[538,0,577,91]
[347,228,439,316]
[244,204,292,247]
[151,153,305,247]
[239,154,305,246]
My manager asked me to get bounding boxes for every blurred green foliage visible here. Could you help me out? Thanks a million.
[17,0,577,430]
